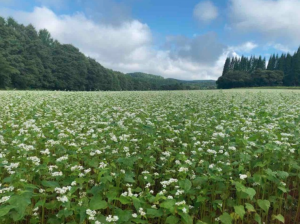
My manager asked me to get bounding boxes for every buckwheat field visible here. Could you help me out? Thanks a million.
[0,90,299,224]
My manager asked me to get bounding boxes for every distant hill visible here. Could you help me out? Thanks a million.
[0,16,215,91]
[127,72,216,90]
[127,72,164,80]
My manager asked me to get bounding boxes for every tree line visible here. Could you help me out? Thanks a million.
[0,16,215,91]
[217,48,300,88]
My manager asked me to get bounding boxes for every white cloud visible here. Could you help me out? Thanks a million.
[165,33,226,64]
[272,43,293,53]
[193,1,218,23]
[0,6,228,80]
[230,0,300,43]
[230,41,258,53]
[0,7,152,64]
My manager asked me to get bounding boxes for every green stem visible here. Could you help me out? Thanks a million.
[42,205,45,224]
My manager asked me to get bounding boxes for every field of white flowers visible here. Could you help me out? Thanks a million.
[0,90,299,224]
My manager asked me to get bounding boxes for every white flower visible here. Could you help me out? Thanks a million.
[86,209,97,217]
[228,146,236,151]
[175,200,186,206]
[55,186,71,194]
[56,155,68,162]
[182,208,187,213]
[207,149,217,154]
[161,178,178,187]
[51,171,63,177]
[40,148,50,155]
[57,195,68,203]
[178,167,188,173]
[139,208,146,216]
[106,215,119,222]
[132,213,138,218]
[99,162,107,169]
[239,174,247,180]
[175,190,184,196]
[209,164,215,169]
[27,156,40,165]
[0,196,10,204]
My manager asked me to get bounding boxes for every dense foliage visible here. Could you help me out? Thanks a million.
[217,49,300,88]
[0,16,215,91]
[127,73,216,90]
[217,70,284,89]
[0,90,299,224]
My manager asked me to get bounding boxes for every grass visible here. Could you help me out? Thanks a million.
[237,86,300,90]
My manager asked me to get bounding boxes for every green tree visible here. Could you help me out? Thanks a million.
[267,54,276,70]
[217,71,252,89]
[0,53,18,88]
[222,57,231,76]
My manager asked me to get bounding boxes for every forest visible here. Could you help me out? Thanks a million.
[0,16,215,91]
[217,49,300,88]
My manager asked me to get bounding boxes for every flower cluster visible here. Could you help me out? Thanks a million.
[0,90,298,224]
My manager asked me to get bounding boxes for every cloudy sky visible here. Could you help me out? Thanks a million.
[0,0,299,80]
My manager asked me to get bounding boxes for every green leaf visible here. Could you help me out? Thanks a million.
[179,179,192,192]
[107,190,119,203]
[89,195,107,210]
[102,175,112,183]
[146,208,163,218]
[57,209,73,218]
[9,194,31,221]
[90,186,102,196]
[234,205,245,219]
[41,181,60,188]
[179,212,193,224]
[132,197,141,211]
[160,199,176,210]
[278,186,288,193]
[166,215,179,224]
[219,212,232,224]
[243,188,256,200]
[117,157,137,167]
[118,196,131,205]
[47,217,61,224]
[245,203,255,212]
[254,213,261,224]
[3,177,12,183]
[0,205,15,217]
[272,214,285,223]
[66,221,77,224]
[235,182,246,192]
[257,200,270,213]
[277,171,289,179]
[115,209,132,222]
[34,200,46,208]
[80,207,87,223]
[196,196,206,203]
[131,218,149,223]
[44,200,59,210]
[124,174,135,183]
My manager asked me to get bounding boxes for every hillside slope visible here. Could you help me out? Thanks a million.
[0,16,215,90]
[127,73,216,90]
